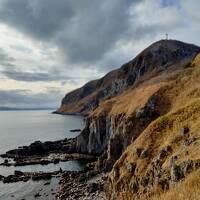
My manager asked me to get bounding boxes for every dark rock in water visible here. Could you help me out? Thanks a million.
[53,158,60,164]
[0,175,4,181]
[3,138,78,158]
[59,168,63,173]
[70,129,81,132]
[32,173,52,181]
[44,182,51,186]
[40,160,51,165]
[14,170,24,176]
[4,159,8,164]
[34,193,41,198]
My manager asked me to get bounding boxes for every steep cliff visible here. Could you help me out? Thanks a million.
[70,41,200,170]
[58,40,200,199]
[57,40,200,115]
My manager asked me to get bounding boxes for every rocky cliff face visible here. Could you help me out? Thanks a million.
[76,95,161,170]
[58,40,200,199]
[59,40,200,170]
[57,40,200,115]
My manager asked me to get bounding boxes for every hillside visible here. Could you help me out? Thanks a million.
[57,40,200,115]
[106,54,200,199]
[57,40,200,200]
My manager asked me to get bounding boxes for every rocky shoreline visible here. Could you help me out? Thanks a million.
[0,138,97,166]
[1,170,60,184]
[56,170,107,200]
[0,137,107,199]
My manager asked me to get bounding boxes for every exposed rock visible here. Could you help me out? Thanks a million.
[1,170,64,184]
[157,145,172,160]
[76,116,110,156]
[70,129,81,132]
[44,182,50,185]
[140,149,149,159]
[3,139,68,158]
[4,159,8,164]
[14,170,24,176]
[170,156,183,184]
[136,148,143,158]
[34,193,41,198]
[0,175,4,181]
[180,127,190,135]
[126,162,136,174]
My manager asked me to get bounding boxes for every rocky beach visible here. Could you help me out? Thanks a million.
[0,135,107,199]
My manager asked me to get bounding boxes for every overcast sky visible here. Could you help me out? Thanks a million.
[0,0,199,108]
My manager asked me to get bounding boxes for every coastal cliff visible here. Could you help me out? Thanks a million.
[57,40,200,199]
[57,40,200,115]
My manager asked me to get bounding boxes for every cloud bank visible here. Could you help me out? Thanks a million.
[0,0,199,107]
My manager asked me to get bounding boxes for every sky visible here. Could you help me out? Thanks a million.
[0,0,200,108]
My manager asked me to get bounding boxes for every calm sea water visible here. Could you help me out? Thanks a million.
[0,110,85,199]
[0,110,84,154]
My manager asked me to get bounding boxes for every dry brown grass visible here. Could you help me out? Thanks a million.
[108,54,200,199]
[149,169,200,200]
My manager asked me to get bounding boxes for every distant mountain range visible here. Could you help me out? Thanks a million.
[0,107,56,111]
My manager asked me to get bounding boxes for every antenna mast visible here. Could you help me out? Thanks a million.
[166,33,168,40]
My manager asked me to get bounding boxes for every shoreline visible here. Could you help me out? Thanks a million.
[52,110,85,117]
[0,136,106,199]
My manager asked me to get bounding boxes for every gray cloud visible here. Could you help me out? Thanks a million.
[0,89,61,108]
[1,69,81,82]
[0,0,199,73]
[0,0,75,40]
[0,0,138,66]
[0,48,15,67]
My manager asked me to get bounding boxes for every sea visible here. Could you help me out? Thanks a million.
[0,110,85,200]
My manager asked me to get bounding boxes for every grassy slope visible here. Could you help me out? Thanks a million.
[106,54,200,199]
[150,169,200,200]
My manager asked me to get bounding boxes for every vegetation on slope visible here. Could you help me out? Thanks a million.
[107,53,200,199]
[150,169,200,200]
